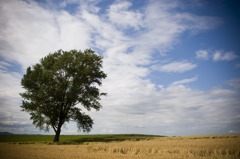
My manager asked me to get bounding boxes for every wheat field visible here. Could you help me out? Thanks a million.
[0,135,239,159]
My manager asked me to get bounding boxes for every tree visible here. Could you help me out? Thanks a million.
[20,49,107,142]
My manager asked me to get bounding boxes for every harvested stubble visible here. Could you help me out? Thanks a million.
[0,135,239,159]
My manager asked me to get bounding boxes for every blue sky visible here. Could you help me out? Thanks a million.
[0,0,239,136]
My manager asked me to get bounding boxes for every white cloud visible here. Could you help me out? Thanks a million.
[152,61,197,73]
[107,1,143,29]
[0,0,58,69]
[0,69,37,134]
[0,70,22,99]
[90,84,240,135]
[128,0,220,55]
[196,49,239,62]
[213,51,238,61]
[172,76,198,85]
[56,11,91,50]
[0,0,91,70]
[195,49,209,60]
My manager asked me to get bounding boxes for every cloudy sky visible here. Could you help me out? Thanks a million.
[0,0,240,136]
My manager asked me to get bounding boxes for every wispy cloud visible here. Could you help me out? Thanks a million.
[172,76,198,85]
[235,63,240,69]
[227,78,240,89]
[213,51,238,61]
[195,50,209,60]
[196,49,238,62]
[152,61,197,73]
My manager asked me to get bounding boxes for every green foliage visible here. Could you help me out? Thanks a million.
[20,49,107,141]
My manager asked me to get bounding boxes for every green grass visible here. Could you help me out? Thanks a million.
[0,134,162,144]
[0,135,53,143]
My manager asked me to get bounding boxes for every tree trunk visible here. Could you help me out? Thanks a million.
[54,112,64,142]
[53,127,61,142]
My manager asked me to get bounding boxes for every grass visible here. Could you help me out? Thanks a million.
[0,135,53,143]
[0,134,239,159]
[0,134,161,144]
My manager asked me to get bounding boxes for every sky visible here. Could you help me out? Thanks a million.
[0,0,240,136]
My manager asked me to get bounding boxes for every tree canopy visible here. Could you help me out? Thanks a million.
[20,49,107,142]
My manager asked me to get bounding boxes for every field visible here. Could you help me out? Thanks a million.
[0,134,239,159]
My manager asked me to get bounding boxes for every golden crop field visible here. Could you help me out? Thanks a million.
[0,135,239,159]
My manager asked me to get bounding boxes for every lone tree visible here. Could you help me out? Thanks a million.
[20,49,107,142]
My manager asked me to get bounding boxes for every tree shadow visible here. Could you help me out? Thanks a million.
[59,134,164,144]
